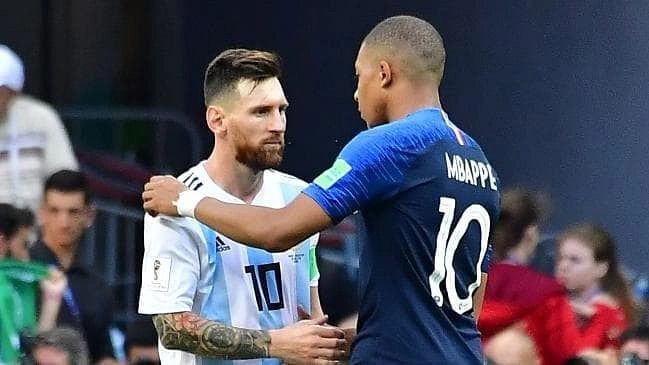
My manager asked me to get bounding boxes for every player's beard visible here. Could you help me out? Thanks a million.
[234,137,285,171]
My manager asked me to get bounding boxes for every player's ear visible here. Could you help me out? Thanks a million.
[378,60,393,88]
[206,105,226,135]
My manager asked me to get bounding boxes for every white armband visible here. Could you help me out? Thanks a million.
[174,190,206,219]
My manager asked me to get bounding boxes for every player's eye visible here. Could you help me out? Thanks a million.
[253,107,270,116]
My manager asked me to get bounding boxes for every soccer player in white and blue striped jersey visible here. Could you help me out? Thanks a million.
[138,49,345,365]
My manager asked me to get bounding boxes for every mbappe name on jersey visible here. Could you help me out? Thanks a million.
[445,152,497,191]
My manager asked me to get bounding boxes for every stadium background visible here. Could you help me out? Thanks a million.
[2,1,648,278]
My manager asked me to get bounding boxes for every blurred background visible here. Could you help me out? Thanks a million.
[2,1,649,363]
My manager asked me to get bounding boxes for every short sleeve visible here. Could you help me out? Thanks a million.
[303,127,416,223]
[138,214,204,314]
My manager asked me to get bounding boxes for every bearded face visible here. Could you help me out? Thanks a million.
[231,123,285,171]
[216,78,288,171]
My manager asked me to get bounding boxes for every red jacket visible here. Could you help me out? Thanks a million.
[480,263,630,365]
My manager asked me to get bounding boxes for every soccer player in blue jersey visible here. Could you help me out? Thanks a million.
[138,49,345,365]
[144,16,500,364]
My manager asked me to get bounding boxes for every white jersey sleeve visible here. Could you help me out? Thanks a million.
[138,214,205,314]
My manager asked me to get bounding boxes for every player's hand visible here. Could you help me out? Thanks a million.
[269,315,346,364]
[142,175,188,217]
[296,305,352,362]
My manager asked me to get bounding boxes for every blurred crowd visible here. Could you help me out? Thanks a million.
[480,188,649,365]
[1,45,159,364]
[1,39,649,365]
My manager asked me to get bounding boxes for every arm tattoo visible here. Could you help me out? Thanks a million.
[153,312,271,359]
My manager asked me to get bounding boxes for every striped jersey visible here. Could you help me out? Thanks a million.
[138,161,320,365]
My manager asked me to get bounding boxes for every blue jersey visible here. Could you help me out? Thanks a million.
[303,108,500,364]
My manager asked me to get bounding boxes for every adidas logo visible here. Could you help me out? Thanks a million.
[215,236,231,252]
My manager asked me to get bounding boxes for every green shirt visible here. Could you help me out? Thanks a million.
[0,260,49,364]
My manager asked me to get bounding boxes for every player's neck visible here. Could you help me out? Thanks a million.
[204,150,264,204]
[386,83,442,122]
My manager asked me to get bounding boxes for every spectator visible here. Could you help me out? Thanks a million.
[555,224,635,349]
[8,207,35,261]
[0,203,65,363]
[0,44,78,213]
[479,188,562,333]
[29,170,117,364]
[0,202,18,258]
[491,188,548,264]
[479,188,579,365]
[0,202,22,363]
[23,326,90,365]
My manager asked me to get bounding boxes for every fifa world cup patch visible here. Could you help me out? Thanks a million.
[143,256,172,292]
[313,159,352,189]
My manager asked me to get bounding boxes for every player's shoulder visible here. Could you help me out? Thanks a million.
[355,108,451,148]
[177,161,209,192]
[264,169,308,189]
[143,214,207,254]
[144,213,201,233]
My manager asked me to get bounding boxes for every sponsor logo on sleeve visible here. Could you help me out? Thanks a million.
[313,159,352,190]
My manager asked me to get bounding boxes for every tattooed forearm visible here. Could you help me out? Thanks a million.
[152,312,271,359]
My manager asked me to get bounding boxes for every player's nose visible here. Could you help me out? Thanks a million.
[353,89,359,102]
[268,110,286,132]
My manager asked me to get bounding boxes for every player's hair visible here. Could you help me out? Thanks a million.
[0,203,18,239]
[557,224,636,322]
[492,188,546,260]
[203,48,281,105]
[362,15,446,83]
[43,169,92,204]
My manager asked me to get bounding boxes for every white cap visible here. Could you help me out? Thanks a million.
[0,45,25,92]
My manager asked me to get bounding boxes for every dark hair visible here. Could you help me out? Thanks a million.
[28,327,89,365]
[43,169,92,204]
[492,188,546,260]
[558,224,636,322]
[203,48,281,105]
[362,15,446,82]
[0,203,18,239]
[14,207,34,228]
[621,325,649,344]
